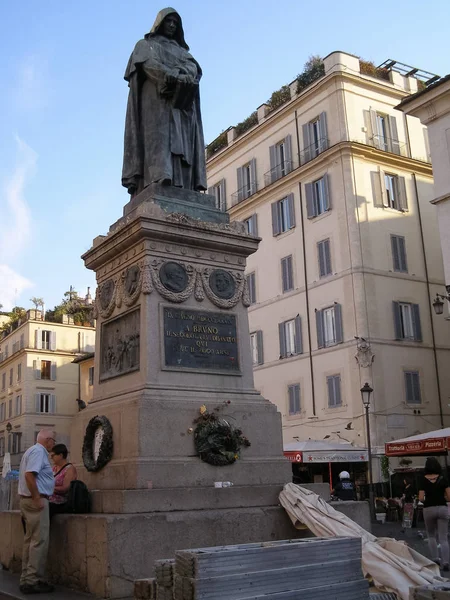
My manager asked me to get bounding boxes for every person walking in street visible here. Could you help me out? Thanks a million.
[49,444,77,519]
[18,429,56,594]
[418,457,450,571]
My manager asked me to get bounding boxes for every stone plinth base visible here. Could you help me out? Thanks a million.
[0,507,305,599]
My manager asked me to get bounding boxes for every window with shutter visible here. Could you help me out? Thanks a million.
[391,235,408,273]
[273,194,295,235]
[246,272,256,305]
[317,304,343,347]
[250,331,264,366]
[244,214,258,236]
[1,373,5,390]
[41,360,51,380]
[17,363,21,382]
[288,384,301,415]
[281,255,294,292]
[279,318,302,357]
[302,113,328,163]
[211,179,227,212]
[317,239,332,277]
[393,302,421,341]
[327,374,342,407]
[89,366,95,386]
[404,371,421,404]
[309,176,330,217]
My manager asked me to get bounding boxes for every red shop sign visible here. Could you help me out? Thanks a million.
[385,437,447,457]
[284,451,303,463]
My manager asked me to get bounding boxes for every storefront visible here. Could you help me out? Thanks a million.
[284,441,368,491]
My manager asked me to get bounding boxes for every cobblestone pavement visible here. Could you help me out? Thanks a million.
[372,519,450,576]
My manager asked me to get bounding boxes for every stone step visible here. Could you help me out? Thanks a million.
[0,569,95,600]
[91,484,283,514]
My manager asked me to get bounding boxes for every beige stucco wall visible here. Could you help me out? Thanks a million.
[79,357,95,405]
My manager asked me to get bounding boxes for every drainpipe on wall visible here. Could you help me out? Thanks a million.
[295,109,316,416]
[412,172,445,432]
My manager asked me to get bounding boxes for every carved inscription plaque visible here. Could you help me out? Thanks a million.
[100,309,140,381]
[163,307,239,372]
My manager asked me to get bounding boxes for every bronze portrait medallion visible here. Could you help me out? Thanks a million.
[209,269,235,299]
[159,262,188,293]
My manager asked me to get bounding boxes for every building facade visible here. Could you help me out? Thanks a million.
[0,310,95,470]
[206,51,450,479]
[397,75,450,291]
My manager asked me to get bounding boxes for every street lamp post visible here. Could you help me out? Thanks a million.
[361,383,375,521]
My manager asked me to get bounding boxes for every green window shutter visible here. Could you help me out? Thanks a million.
[302,123,311,163]
[305,183,316,218]
[220,179,227,211]
[269,144,277,182]
[285,135,293,173]
[398,236,407,272]
[388,116,400,155]
[294,315,302,354]
[323,174,331,210]
[271,201,280,236]
[281,256,293,292]
[334,303,343,343]
[250,158,257,195]
[369,108,379,148]
[279,322,287,358]
[324,239,332,275]
[256,330,264,365]
[237,167,244,202]
[287,193,296,228]
[393,302,402,339]
[319,112,329,151]
[327,376,335,407]
[412,304,422,342]
[405,372,421,404]
[316,310,325,349]
[391,235,400,271]
[397,177,408,211]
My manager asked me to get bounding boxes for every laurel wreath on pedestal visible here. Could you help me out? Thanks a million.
[193,404,251,467]
[82,415,114,472]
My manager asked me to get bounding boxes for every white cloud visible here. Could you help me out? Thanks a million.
[0,136,36,261]
[14,54,50,112]
[0,265,33,311]
[0,135,37,310]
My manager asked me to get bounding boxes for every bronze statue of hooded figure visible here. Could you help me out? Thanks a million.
[122,8,207,195]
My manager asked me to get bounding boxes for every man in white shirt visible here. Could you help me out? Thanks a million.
[18,429,56,594]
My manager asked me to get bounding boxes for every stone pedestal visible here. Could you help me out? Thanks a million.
[72,185,291,498]
[60,187,297,597]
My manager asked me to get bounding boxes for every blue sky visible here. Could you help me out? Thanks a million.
[0,0,449,311]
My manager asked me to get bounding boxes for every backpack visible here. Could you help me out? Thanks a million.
[66,480,91,514]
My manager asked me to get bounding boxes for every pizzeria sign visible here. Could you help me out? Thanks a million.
[385,437,449,457]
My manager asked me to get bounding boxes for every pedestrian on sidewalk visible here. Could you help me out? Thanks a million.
[418,456,450,571]
[18,429,56,594]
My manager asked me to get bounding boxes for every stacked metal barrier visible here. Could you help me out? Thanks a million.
[171,537,369,600]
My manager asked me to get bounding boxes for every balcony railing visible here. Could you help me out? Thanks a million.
[299,138,329,166]
[367,135,408,157]
[231,182,258,207]
[263,160,296,187]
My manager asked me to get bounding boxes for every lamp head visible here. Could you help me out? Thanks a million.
[360,382,373,408]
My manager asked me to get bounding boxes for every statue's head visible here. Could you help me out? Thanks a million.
[147,8,189,49]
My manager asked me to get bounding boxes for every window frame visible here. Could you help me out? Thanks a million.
[404,370,422,405]
[327,374,342,408]
[281,255,294,293]
[288,383,301,416]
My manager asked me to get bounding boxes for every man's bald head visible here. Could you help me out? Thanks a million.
[36,429,56,452]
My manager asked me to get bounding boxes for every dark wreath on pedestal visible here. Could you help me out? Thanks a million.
[193,405,251,466]
[82,415,114,472]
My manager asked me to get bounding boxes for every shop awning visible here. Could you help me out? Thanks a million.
[385,428,450,457]
[284,440,368,463]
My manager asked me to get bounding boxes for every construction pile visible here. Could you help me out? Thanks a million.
[134,537,369,599]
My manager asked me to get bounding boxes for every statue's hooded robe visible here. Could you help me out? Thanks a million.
[122,7,207,194]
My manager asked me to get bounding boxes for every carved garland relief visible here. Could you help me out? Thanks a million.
[95,259,250,315]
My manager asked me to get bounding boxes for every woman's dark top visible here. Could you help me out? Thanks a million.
[420,475,449,507]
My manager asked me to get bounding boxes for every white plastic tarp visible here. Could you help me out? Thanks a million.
[279,483,446,600]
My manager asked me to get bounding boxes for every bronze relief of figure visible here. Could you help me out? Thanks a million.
[122,7,207,196]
